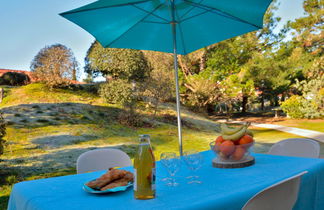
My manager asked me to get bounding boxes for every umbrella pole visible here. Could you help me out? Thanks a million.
[171,0,183,156]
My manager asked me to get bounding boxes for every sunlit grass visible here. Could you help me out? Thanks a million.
[273,119,324,132]
[0,83,103,108]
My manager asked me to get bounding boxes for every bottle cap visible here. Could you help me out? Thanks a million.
[139,134,150,138]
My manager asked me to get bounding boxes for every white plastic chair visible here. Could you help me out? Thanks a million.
[268,138,320,158]
[242,171,307,210]
[76,148,132,174]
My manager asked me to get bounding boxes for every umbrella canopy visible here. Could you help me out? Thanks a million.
[60,0,273,155]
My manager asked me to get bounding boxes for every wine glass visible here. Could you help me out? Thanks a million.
[160,152,181,187]
[183,150,203,184]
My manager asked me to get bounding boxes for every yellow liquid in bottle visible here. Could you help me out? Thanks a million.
[134,143,156,200]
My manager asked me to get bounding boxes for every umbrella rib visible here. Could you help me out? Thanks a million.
[179,0,205,20]
[142,20,169,24]
[180,10,209,23]
[132,4,170,23]
[182,0,261,29]
[104,3,164,48]
[60,0,152,15]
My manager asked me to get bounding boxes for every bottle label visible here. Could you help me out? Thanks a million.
[134,169,137,191]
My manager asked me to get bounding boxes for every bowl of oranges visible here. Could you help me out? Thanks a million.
[210,123,254,162]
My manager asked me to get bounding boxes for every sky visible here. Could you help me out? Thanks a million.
[0,0,305,80]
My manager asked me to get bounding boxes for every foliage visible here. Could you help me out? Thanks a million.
[85,41,151,82]
[280,95,305,119]
[140,51,175,114]
[281,72,324,119]
[206,33,259,81]
[99,79,136,107]
[183,76,221,112]
[30,44,79,89]
[0,72,30,86]
[117,110,144,128]
[279,0,324,119]
[141,69,175,114]
[0,112,6,158]
[99,79,142,126]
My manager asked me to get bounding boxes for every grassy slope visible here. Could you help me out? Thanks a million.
[0,83,102,107]
[0,83,315,210]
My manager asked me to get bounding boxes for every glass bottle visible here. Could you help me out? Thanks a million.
[134,134,156,199]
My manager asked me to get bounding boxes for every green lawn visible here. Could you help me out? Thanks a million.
[0,121,307,210]
[274,119,324,132]
[0,84,323,210]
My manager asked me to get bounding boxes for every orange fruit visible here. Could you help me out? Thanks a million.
[215,136,225,146]
[238,135,254,145]
[231,147,246,161]
[219,140,235,156]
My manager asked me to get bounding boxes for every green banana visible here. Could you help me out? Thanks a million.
[222,125,248,141]
[246,129,254,137]
[220,123,245,135]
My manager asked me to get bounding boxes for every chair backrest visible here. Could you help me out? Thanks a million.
[268,138,320,158]
[242,171,307,210]
[76,148,132,174]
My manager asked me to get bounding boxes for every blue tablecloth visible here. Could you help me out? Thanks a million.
[8,152,324,210]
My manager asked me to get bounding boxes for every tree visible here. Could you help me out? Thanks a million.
[141,51,175,114]
[85,41,151,82]
[183,75,222,113]
[279,0,323,118]
[30,44,79,88]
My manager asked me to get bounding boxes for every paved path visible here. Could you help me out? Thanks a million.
[227,120,324,143]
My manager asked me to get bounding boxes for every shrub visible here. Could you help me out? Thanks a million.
[0,72,30,86]
[281,95,324,119]
[118,111,144,127]
[99,79,145,127]
[280,95,304,119]
[0,113,6,158]
[99,79,136,107]
[283,74,324,119]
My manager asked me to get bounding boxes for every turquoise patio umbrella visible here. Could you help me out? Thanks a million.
[60,0,273,156]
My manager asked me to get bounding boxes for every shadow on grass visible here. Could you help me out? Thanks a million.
[0,144,137,178]
[2,103,121,129]
[31,134,100,149]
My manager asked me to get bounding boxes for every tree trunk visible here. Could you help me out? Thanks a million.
[206,104,214,115]
[72,69,77,81]
[260,94,265,111]
[178,55,191,77]
[242,95,248,113]
[0,88,3,103]
[199,49,207,72]
[274,96,279,106]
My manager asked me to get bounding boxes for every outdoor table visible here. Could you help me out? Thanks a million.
[8,151,324,210]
